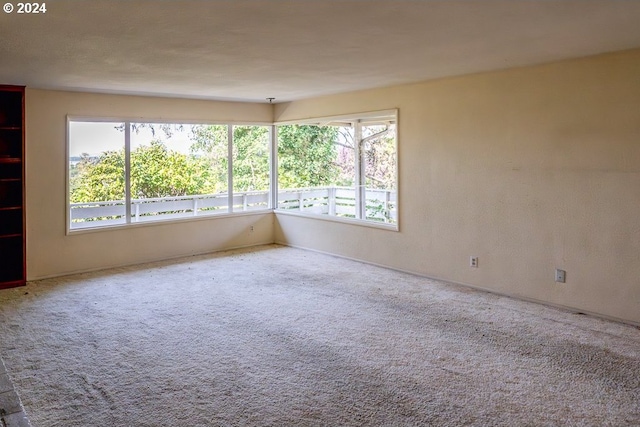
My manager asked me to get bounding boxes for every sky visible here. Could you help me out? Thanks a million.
[68,122,194,158]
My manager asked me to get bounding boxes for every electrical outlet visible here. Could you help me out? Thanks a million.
[555,269,566,283]
[249,225,254,232]
[470,256,478,268]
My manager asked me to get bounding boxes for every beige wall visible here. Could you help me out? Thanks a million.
[25,89,274,279]
[274,49,640,324]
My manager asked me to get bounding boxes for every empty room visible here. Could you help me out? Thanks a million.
[1,1,639,426]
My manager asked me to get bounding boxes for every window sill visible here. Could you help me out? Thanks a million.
[66,209,273,236]
[274,209,399,231]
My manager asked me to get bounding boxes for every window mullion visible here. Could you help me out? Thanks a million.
[227,125,234,213]
[354,121,365,220]
[125,121,131,223]
[270,125,278,210]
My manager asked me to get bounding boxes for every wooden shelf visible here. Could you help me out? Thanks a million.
[0,157,21,164]
[0,233,22,238]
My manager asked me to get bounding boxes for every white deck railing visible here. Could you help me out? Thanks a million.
[277,187,397,223]
[70,187,396,229]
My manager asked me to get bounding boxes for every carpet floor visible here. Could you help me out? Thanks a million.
[0,244,638,426]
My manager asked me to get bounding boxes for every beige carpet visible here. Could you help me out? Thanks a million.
[0,244,638,426]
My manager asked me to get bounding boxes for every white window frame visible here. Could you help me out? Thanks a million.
[274,109,399,231]
[66,117,273,234]
[65,110,398,234]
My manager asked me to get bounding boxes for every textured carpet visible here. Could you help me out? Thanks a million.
[0,244,638,426]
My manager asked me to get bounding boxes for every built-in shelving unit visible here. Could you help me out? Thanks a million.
[0,85,25,289]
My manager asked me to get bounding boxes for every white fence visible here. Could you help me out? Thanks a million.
[277,187,397,223]
[70,187,396,229]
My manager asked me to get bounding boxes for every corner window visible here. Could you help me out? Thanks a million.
[276,110,397,228]
[68,120,271,231]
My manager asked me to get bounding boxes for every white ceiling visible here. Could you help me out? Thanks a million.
[1,0,640,103]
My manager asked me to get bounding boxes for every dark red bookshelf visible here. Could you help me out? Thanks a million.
[0,85,25,289]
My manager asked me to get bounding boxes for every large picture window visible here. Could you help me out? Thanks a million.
[276,110,397,228]
[67,110,397,232]
[68,120,271,231]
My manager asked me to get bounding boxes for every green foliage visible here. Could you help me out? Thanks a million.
[70,123,354,203]
[189,124,271,192]
[190,124,341,191]
[130,140,216,198]
[70,151,125,202]
[232,126,270,191]
[70,141,217,203]
[277,125,341,188]
[188,124,230,190]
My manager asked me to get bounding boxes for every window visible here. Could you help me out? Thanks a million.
[231,126,271,210]
[276,110,397,228]
[68,120,271,231]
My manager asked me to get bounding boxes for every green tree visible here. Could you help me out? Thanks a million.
[190,124,342,191]
[232,126,270,191]
[70,150,125,202]
[130,140,216,198]
[189,125,271,192]
[277,125,341,188]
[71,124,349,203]
[188,124,229,188]
[70,141,216,203]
